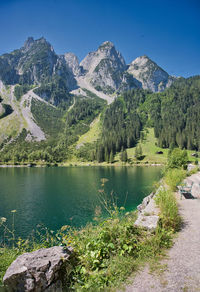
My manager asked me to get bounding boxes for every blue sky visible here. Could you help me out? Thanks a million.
[0,0,199,77]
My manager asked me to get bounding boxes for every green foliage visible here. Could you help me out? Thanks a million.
[167,148,188,169]
[75,143,96,162]
[31,99,64,137]
[14,84,32,101]
[147,76,200,150]
[34,76,72,106]
[120,148,128,162]
[0,95,105,164]
[0,104,13,119]
[70,213,141,290]
[187,166,199,176]
[0,248,20,284]
[93,89,149,162]
[135,144,143,160]
[66,98,105,127]
[164,168,186,191]
[155,189,181,232]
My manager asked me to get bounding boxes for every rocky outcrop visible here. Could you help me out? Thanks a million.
[3,246,73,292]
[0,37,77,97]
[64,52,81,76]
[79,41,138,94]
[134,187,162,231]
[127,55,175,92]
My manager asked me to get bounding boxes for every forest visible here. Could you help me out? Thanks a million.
[0,76,199,164]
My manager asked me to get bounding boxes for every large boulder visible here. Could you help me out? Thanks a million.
[3,246,73,292]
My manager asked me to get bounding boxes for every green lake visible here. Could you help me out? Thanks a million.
[0,166,162,238]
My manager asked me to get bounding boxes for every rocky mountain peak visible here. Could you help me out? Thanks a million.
[23,37,34,52]
[80,41,126,74]
[127,55,174,92]
[98,41,114,51]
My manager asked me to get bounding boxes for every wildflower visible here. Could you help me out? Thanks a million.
[1,217,7,223]
[98,189,104,193]
[61,225,69,232]
[11,210,17,213]
[101,178,108,184]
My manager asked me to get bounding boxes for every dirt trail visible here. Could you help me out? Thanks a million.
[125,172,200,292]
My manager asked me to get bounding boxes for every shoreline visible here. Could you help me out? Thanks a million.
[0,162,164,168]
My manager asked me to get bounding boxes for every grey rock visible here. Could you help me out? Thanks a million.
[80,41,133,94]
[187,163,196,172]
[64,52,81,76]
[134,214,159,231]
[3,246,73,292]
[127,55,175,92]
[135,187,161,231]
[137,192,154,213]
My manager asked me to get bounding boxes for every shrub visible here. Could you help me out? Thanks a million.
[167,148,188,169]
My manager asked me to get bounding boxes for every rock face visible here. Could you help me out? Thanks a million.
[0,37,176,104]
[0,37,77,103]
[3,246,73,292]
[64,52,81,76]
[127,55,175,92]
[80,41,139,94]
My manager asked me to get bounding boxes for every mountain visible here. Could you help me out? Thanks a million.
[0,37,176,105]
[78,41,141,95]
[2,36,196,163]
[80,41,128,93]
[0,37,77,105]
[127,55,175,92]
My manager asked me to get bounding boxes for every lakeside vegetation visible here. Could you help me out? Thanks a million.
[0,149,196,290]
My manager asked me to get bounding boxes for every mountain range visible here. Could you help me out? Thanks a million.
[0,37,175,104]
[0,37,199,164]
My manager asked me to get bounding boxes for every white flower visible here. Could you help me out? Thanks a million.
[1,217,7,223]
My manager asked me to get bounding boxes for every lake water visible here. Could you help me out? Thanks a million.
[0,166,162,238]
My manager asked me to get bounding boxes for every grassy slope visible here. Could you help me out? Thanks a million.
[76,114,101,146]
[0,87,24,144]
[126,128,168,164]
[115,128,199,165]
[65,126,199,165]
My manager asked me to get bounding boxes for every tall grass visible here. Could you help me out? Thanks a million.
[164,168,186,191]
[155,189,181,232]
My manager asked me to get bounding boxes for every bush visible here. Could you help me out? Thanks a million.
[167,148,188,169]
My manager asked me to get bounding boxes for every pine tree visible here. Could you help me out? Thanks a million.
[109,150,114,163]
[123,149,128,162]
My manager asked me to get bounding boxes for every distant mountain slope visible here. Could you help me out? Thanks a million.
[0,37,176,107]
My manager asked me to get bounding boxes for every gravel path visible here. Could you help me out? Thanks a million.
[125,172,200,292]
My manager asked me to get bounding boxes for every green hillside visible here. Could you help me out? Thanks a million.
[0,76,200,165]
